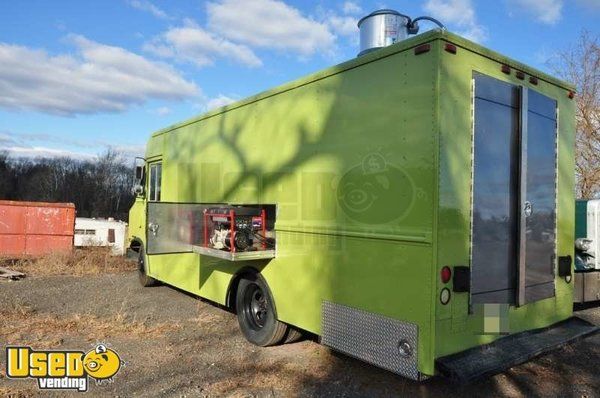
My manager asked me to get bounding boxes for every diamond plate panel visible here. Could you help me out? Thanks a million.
[321,301,421,380]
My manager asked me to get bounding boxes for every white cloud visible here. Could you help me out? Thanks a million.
[206,94,238,110]
[312,4,360,46]
[5,145,97,160]
[144,20,262,67]
[0,35,198,116]
[0,132,93,149]
[508,0,563,24]
[425,0,474,26]
[154,106,171,116]
[423,0,487,42]
[0,130,146,159]
[342,1,362,15]
[107,144,146,158]
[5,144,145,160]
[0,132,17,147]
[328,15,358,37]
[460,24,487,43]
[207,0,335,57]
[127,0,172,19]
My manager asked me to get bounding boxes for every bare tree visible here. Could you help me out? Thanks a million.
[0,150,13,198]
[0,149,135,220]
[551,31,600,199]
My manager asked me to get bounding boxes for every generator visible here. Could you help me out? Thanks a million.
[203,206,272,253]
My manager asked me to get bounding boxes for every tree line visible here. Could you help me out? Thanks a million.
[0,149,135,221]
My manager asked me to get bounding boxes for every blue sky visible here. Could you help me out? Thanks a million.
[0,0,599,160]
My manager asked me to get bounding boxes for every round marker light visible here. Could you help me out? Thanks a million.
[441,266,452,284]
[440,288,451,305]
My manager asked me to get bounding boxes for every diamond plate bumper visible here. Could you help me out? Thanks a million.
[321,301,423,380]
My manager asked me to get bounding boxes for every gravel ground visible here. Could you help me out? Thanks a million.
[1,272,599,397]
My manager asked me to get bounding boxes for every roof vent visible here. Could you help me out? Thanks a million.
[357,9,445,57]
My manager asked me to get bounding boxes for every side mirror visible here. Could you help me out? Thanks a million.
[135,165,144,180]
[133,157,146,197]
[133,184,144,195]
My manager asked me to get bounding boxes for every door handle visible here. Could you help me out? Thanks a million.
[523,201,533,217]
[148,222,159,236]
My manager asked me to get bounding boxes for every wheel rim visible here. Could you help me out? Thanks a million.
[243,283,268,330]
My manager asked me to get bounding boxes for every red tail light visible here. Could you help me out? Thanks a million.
[441,266,452,284]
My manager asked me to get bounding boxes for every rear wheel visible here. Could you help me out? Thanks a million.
[236,275,287,346]
[283,327,303,344]
[137,246,158,287]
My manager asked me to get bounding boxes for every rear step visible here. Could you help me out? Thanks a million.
[436,317,599,384]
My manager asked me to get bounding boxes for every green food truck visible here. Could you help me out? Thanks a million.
[127,10,598,382]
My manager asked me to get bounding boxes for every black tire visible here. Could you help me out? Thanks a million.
[283,327,303,344]
[236,275,287,346]
[137,246,158,287]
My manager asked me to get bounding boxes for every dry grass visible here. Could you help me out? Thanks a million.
[193,302,228,328]
[1,247,136,277]
[1,301,181,348]
[0,386,38,398]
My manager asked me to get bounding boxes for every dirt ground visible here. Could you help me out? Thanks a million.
[0,256,599,397]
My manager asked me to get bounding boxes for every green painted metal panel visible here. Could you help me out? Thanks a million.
[128,30,576,377]
[575,200,587,239]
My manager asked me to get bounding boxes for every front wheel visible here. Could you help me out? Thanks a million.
[137,247,158,287]
[236,275,287,346]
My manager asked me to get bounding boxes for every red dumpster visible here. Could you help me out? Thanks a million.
[0,200,75,257]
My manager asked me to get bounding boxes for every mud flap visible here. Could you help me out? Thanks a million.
[436,317,599,384]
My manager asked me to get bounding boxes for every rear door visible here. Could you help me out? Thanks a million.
[521,90,558,303]
[471,73,557,306]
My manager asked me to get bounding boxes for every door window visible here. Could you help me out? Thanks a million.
[148,162,162,202]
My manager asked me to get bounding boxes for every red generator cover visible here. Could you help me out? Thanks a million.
[0,200,76,257]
